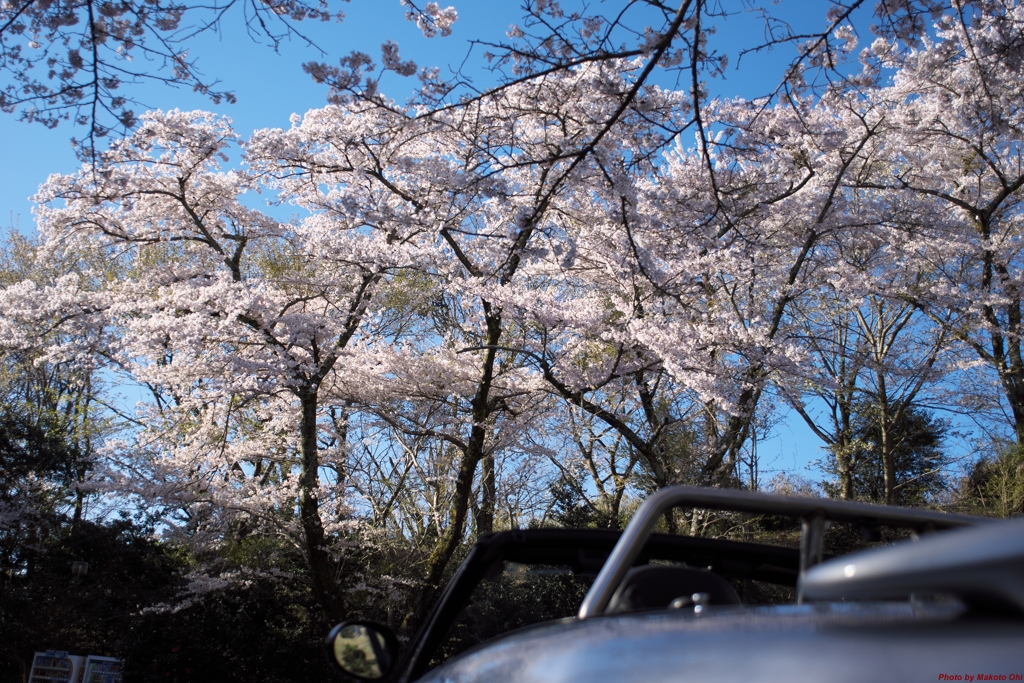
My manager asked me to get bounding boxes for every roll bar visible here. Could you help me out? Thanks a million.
[576,485,987,619]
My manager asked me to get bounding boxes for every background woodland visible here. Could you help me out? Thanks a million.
[2,0,1024,679]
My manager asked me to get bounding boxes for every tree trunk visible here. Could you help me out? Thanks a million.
[298,391,343,623]
[880,422,896,506]
[476,454,496,535]
[836,443,855,500]
[408,307,503,632]
[874,371,897,506]
[702,385,762,486]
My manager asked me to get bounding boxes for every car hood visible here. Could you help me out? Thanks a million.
[416,602,1024,683]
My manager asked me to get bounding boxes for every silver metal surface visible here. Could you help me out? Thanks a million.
[577,486,987,619]
[797,513,829,602]
[419,602,1022,683]
[800,516,1024,609]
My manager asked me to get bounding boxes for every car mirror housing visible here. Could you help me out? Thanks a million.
[325,620,399,681]
[799,516,1024,614]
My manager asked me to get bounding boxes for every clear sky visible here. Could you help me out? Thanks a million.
[0,0,837,228]
[0,0,885,483]
[0,1,522,228]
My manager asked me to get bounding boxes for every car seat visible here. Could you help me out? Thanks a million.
[606,565,741,613]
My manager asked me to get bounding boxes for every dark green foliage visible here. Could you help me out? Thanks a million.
[961,445,1024,518]
[0,412,65,582]
[0,409,70,493]
[822,402,949,506]
[123,575,328,683]
[0,519,186,682]
[819,521,913,557]
[0,516,353,683]
[547,475,621,530]
[0,403,89,535]
[337,643,377,678]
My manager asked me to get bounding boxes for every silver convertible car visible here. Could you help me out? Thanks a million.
[326,487,1024,683]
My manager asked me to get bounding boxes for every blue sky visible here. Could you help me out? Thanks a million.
[0,0,885,482]
[1,0,840,228]
[0,0,522,228]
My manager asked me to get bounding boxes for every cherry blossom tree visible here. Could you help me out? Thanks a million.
[2,108,434,620]
[782,265,952,503]
[485,82,890,495]
[856,2,1024,446]
[7,0,1024,641]
[249,58,688,617]
[0,230,111,541]
[3,0,962,156]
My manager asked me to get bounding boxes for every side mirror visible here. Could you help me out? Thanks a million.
[325,620,399,681]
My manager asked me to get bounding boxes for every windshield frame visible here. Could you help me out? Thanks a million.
[394,528,805,683]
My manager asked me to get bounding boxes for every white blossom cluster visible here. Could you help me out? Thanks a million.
[2,3,1024,606]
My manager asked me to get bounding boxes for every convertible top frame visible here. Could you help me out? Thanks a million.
[396,526,805,683]
[577,486,989,618]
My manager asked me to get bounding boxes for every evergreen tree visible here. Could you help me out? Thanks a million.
[962,445,1024,519]
[823,402,948,507]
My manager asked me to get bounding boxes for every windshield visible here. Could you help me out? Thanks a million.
[429,561,595,668]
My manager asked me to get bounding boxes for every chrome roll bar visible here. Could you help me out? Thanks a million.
[576,485,986,619]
